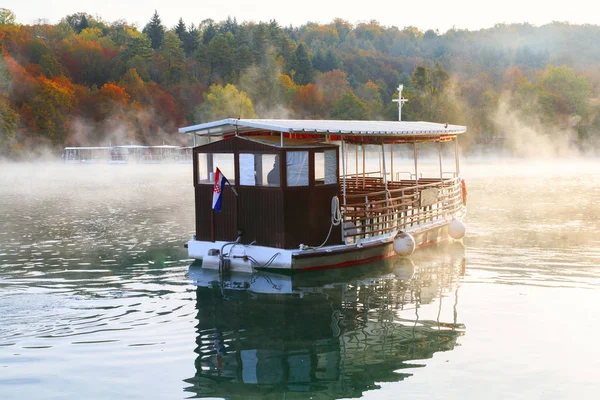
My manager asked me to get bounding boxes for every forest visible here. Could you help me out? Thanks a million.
[1,8,600,158]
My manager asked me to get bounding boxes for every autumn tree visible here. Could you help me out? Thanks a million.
[108,20,136,46]
[537,66,592,121]
[59,35,116,86]
[119,67,147,101]
[317,69,351,108]
[301,24,339,47]
[0,97,19,152]
[502,66,527,92]
[0,52,19,152]
[31,76,76,144]
[196,84,256,122]
[293,83,324,118]
[99,83,129,108]
[356,80,384,119]
[0,8,16,26]
[279,73,298,104]
[510,65,594,138]
[329,92,369,120]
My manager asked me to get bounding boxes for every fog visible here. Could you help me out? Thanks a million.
[2,158,598,289]
[0,163,195,239]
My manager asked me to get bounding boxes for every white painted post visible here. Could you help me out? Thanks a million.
[392,85,408,121]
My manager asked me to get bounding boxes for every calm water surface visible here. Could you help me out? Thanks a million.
[0,161,599,399]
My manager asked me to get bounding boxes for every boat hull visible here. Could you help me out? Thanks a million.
[187,219,458,272]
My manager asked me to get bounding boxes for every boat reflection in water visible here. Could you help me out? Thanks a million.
[184,243,467,398]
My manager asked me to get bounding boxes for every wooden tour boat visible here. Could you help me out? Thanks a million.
[180,118,467,272]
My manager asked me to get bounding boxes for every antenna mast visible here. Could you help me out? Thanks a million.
[392,85,408,121]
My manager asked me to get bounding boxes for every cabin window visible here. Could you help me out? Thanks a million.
[314,150,337,185]
[196,153,235,184]
[239,153,279,187]
[213,153,236,183]
[196,153,212,184]
[286,151,309,187]
[239,154,255,185]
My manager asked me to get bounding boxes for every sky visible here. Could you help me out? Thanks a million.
[3,0,598,32]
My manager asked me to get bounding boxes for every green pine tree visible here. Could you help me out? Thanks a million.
[294,43,313,85]
[143,10,165,50]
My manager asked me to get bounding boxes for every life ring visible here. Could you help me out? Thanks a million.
[461,179,467,206]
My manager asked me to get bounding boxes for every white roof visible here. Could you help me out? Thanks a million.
[179,118,466,137]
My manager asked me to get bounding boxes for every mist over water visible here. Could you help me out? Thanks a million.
[0,160,599,399]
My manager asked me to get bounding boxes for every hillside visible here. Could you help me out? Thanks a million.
[1,8,599,157]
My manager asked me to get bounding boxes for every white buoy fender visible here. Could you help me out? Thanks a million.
[393,232,415,257]
[448,220,466,240]
[393,258,415,280]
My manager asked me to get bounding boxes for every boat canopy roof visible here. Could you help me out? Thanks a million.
[179,118,466,139]
[243,136,339,149]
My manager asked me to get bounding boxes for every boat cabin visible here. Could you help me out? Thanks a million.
[193,136,341,249]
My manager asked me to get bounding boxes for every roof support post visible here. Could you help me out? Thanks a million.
[438,139,443,182]
[381,142,389,231]
[390,144,394,182]
[414,142,419,191]
[341,136,347,242]
[381,143,388,189]
[355,145,359,187]
[362,145,366,189]
[455,137,460,176]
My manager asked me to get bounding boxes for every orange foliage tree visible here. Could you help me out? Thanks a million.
[317,69,351,109]
[293,83,325,118]
[30,76,76,144]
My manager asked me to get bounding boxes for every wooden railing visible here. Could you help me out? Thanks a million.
[341,177,464,241]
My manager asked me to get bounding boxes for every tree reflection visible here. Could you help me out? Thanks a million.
[184,243,467,398]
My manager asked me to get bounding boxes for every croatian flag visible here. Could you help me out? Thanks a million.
[212,168,236,212]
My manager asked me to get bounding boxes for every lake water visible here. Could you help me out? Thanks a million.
[1,160,599,399]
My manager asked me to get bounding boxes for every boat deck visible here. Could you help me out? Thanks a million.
[341,176,463,242]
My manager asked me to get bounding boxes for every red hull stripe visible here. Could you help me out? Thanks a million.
[294,236,451,271]
[294,253,396,271]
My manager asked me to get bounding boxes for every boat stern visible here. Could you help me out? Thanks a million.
[187,239,294,272]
